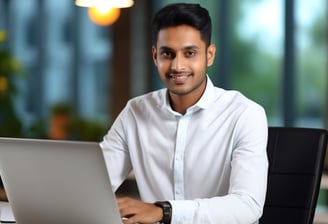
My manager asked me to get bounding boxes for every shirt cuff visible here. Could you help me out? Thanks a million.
[169,200,198,224]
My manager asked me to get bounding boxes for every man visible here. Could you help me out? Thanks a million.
[100,3,268,224]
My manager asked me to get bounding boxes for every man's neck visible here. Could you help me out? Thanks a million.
[169,88,205,115]
[169,95,193,115]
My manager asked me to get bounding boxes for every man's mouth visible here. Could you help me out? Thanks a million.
[168,73,192,82]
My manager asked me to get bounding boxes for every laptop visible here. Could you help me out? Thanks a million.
[0,137,122,224]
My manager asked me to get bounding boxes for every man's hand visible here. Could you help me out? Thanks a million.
[117,197,163,224]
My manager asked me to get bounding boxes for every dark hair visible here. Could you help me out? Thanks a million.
[152,3,212,47]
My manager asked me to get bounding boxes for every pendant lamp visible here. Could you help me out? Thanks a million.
[75,0,134,26]
[75,0,134,8]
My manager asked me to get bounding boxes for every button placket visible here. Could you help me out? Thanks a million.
[173,116,189,200]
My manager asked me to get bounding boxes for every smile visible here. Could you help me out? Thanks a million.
[169,73,192,82]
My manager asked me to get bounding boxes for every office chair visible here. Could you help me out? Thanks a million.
[259,127,328,224]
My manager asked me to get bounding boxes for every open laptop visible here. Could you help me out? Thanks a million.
[0,137,122,224]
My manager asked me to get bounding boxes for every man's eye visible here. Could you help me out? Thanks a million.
[185,51,196,57]
[160,51,174,58]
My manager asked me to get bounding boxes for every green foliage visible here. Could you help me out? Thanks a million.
[26,101,108,141]
[51,102,108,141]
[231,36,280,116]
[51,102,72,115]
[309,8,326,49]
[0,30,24,137]
[227,1,280,117]
[296,9,326,119]
[68,116,108,142]
[227,0,325,122]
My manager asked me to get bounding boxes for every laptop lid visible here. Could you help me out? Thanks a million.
[0,137,122,224]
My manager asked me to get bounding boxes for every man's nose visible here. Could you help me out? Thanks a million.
[171,54,185,71]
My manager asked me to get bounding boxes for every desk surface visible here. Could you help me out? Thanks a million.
[0,202,15,223]
[1,174,328,224]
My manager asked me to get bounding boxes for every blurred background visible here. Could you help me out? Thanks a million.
[0,0,327,213]
[0,0,326,142]
[0,0,327,141]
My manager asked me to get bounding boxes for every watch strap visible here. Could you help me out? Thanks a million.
[154,201,172,224]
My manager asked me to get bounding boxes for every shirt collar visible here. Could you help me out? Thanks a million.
[160,75,217,115]
[192,75,216,110]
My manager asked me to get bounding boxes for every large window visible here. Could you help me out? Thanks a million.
[152,0,327,129]
[230,1,283,126]
[234,0,327,128]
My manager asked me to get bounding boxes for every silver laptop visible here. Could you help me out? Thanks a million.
[0,137,122,224]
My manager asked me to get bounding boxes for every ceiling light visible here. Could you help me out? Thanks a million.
[75,0,134,8]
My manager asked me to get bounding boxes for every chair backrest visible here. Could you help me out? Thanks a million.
[260,127,328,224]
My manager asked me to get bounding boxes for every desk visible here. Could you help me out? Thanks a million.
[0,202,15,223]
[1,174,328,223]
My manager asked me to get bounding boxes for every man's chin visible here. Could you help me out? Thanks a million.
[168,87,192,96]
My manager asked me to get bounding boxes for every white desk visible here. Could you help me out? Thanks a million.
[1,174,328,224]
[0,202,15,223]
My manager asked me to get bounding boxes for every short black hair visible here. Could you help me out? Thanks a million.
[152,3,212,47]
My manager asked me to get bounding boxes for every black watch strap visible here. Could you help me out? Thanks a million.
[154,201,172,224]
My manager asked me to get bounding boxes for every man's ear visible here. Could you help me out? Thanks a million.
[206,44,216,67]
[152,46,158,66]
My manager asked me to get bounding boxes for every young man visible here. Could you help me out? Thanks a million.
[100,3,268,224]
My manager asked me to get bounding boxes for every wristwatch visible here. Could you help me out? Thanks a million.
[154,201,172,224]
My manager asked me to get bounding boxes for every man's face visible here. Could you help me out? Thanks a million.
[152,25,216,97]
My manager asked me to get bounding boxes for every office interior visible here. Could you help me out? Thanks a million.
[0,0,327,222]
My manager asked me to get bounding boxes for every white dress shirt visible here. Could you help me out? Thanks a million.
[100,76,268,224]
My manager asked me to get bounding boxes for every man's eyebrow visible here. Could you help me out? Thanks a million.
[159,45,199,51]
[184,45,199,50]
[159,46,173,51]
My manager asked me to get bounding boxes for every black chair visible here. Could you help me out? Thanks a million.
[260,127,328,224]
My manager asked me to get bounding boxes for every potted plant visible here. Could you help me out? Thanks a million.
[48,102,72,140]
